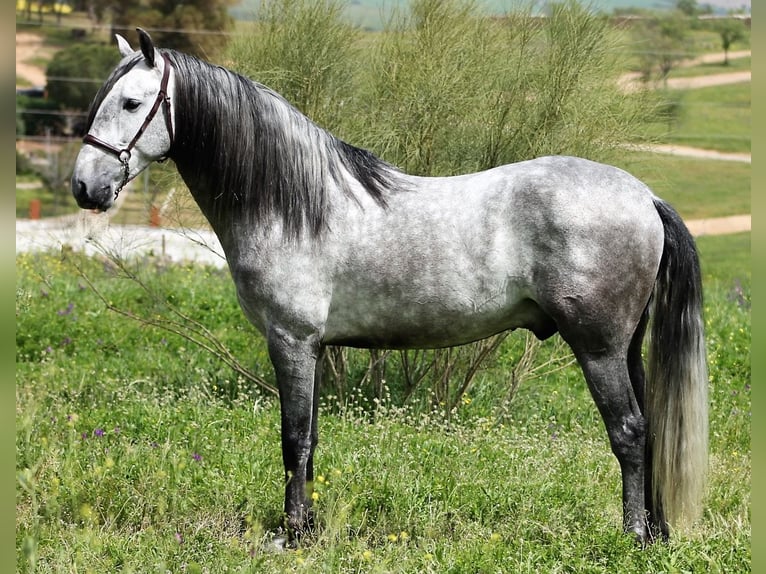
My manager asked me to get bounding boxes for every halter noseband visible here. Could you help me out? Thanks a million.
[82,53,174,199]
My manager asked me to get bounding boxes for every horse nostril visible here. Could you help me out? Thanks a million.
[72,178,86,200]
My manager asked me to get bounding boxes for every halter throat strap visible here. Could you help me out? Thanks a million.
[83,52,174,166]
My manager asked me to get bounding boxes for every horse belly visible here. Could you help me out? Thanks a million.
[322,275,542,349]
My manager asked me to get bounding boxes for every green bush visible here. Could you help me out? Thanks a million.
[229,0,655,177]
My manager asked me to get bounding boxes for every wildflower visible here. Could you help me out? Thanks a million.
[311,491,320,502]
[399,531,409,541]
[175,532,183,545]
[362,550,372,561]
[57,303,74,316]
[316,474,326,484]
[489,532,501,542]
[192,452,202,462]
[387,533,398,542]
[79,503,94,523]
[94,428,105,438]
[462,394,472,406]
[105,457,115,469]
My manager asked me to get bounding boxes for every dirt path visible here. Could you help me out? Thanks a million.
[16,32,53,87]
[684,214,751,237]
[617,50,751,93]
[624,143,751,164]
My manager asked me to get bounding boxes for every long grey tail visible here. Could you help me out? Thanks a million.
[647,198,708,532]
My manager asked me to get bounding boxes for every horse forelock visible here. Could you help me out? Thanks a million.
[165,50,402,238]
[85,54,143,134]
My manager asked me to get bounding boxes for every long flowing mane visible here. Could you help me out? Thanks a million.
[164,50,404,238]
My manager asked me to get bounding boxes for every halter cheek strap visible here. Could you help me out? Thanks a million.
[83,53,174,197]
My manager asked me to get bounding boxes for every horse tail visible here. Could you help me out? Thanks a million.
[646,198,708,532]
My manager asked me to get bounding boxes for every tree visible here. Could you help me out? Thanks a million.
[634,13,690,87]
[110,0,236,59]
[46,43,121,132]
[676,0,698,16]
[715,18,746,65]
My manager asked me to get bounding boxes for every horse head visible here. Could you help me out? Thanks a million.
[71,28,175,211]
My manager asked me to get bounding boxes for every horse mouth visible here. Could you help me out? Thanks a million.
[72,179,113,211]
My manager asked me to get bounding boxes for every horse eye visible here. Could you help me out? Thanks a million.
[123,99,141,112]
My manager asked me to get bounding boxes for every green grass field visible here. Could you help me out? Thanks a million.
[645,82,751,154]
[15,229,750,573]
[615,152,750,219]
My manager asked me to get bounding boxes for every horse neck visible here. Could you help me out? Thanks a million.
[169,62,350,239]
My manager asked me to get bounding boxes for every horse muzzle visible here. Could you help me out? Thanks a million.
[71,176,113,212]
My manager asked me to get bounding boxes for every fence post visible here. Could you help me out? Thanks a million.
[29,199,41,220]
[150,204,161,227]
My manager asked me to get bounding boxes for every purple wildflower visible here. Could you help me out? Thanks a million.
[94,428,105,438]
[57,302,74,316]
[192,452,202,462]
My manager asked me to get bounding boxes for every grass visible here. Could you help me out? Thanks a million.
[15,228,750,572]
[615,152,750,220]
[646,82,751,154]
[669,56,751,78]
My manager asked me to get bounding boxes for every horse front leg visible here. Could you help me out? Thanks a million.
[267,326,322,540]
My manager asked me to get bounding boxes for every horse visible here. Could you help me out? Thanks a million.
[71,28,708,546]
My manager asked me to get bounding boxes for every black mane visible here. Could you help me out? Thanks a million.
[164,50,403,238]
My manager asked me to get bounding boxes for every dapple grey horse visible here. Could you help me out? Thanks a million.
[71,29,708,546]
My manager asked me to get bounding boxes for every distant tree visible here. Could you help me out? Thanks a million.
[110,0,236,59]
[634,13,690,87]
[715,18,746,65]
[676,0,698,16]
[46,43,121,132]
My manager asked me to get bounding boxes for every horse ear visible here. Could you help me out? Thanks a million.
[137,27,157,68]
[115,34,134,58]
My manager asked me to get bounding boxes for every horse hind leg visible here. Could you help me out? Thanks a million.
[570,343,650,544]
[627,307,670,542]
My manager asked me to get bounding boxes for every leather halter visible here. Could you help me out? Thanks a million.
[82,53,174,198]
